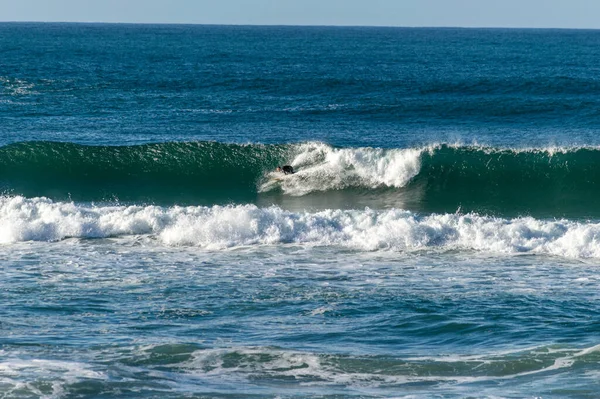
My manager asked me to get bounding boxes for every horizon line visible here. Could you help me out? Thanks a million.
[0,20,599,31]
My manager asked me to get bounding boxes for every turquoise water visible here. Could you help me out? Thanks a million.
[1,23,600,398]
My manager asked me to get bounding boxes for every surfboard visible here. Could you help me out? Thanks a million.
[259,172,287,191]
[268,175,285,182]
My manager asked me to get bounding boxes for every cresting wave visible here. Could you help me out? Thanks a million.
[2,141,600,216]
[3,196,600,258]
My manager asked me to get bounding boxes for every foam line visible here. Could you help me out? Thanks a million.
[2,196,600,258]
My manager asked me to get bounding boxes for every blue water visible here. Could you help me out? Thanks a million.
[1,23,600,398]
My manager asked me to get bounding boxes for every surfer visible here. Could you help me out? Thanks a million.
[276,165,295,175]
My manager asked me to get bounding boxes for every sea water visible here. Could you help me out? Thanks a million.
[1,23,600,398]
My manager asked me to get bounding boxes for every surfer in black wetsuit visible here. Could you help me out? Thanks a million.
[276,165,295,175]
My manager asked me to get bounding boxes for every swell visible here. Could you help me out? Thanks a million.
[1,141,600,217]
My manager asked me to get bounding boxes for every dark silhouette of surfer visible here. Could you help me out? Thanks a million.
[276,165,295,175]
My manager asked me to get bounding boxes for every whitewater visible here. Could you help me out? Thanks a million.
[3,195,600,258]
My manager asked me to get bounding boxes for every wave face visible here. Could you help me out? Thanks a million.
[3,196,600,258]
[0,141,288,204]
[413,145,600,218]
[2,141,600,217]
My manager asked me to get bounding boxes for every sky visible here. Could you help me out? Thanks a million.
[1,0,599,29]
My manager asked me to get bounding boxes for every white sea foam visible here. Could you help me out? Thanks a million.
[179,344,593,388]
[0,359,105,379]
[182,346,406,387]
[2,196,600,258]
[0,76,37,96]
[260,142,427,195]
[0,358,106,399]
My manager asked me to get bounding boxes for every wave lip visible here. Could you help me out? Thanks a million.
[3,196,600,258]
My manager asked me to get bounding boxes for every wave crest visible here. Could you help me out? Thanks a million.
[259,142,424,195]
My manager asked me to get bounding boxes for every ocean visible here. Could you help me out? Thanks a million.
[1,23,600,398]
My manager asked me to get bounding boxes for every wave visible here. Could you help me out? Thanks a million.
[3,196,600,258]
[176,344,599,388]
[271,142,600,217]
[2,141,600,217]
[0,140,289,204]
[6,343,597,397]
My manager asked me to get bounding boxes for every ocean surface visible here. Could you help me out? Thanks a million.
[1,23,600,398]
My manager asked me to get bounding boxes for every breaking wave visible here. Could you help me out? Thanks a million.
[3,196,600,258]
[2,141,600,216]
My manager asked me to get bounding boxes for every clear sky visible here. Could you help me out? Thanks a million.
[1,0,599,29]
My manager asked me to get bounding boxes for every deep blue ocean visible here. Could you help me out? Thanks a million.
[2,23,600,398]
